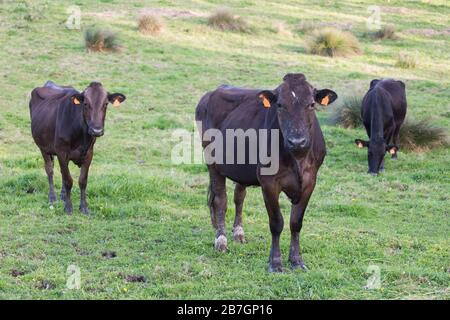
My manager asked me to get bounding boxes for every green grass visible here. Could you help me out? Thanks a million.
[0,0,449,300]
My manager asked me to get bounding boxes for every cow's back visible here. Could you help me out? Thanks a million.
[377,79,407,123]
[196,86,270,185]
[196,85,265,133]
[29,87,75,154]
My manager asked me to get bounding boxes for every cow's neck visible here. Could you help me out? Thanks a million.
[369,106,384,141]
[61,101,96,158]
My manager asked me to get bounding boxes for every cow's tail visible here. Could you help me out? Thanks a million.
[207,180,217,228]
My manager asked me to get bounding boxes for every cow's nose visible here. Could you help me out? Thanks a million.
[89,127,104,137]
[287,137,309,150]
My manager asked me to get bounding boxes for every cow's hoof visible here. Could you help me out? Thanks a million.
[64,204,73,215]
[214,235,228,252]
[80,207,90,215]
[232,226,246,243]
[269,259,284,272]
[48,193,57,204]
[268,263,284,273]
[291,261,308,271]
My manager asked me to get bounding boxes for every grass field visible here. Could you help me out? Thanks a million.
[0,0,449,299]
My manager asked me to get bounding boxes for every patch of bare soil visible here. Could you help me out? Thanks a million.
[36,280,55,290]
[11,269,26,277]
[405,28,450,37]
[140,8,207,18]
[102,250,117,259]
[84,11,127,19]
[125,275,146,283]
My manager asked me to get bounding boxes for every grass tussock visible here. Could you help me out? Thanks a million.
[207,9,250,33]
[329,96,362,128]
[396,52,417,68]
[85,27,121,53]
[399,119,448,151]
[369,24,397,40]
[138,14,163,35]
[306,28,362,57]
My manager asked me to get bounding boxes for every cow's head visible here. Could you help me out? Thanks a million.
[258,73,337,158]
[355,138,398,175]
[70,82,126,137]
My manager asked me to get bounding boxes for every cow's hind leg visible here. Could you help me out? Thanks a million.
[208,166,228,252]
[391,124,401,160]
[41,152,56,205]
[79,151,93,215]
[57,155,73,214]
[232,183,246,243]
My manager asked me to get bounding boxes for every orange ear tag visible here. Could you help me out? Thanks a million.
[321,95,329,106]
[113,99,121,107]
[73,97,81,105]
[358,142,363,148]
[259,95,271,108]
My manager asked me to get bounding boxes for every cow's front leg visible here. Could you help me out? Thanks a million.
[289,170,316,271]
[262,186,284,272]
[208,167,228,252]
[79,151,93,215]
[57,155,73,214]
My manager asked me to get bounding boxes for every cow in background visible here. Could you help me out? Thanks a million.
[355,79,407,175]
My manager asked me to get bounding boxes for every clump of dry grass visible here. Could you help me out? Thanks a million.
[306,28,362,57]
[85,27,121,53]
[329,96,362,128]
[399,118,448,151]
[370,24,397,40]
[396,52,417,69]
[207,9,249,33]
[138,14,163,35]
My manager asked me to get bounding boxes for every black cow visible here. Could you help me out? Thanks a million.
[29,81,126,214]
[355,79,407,175]
[195,73,337,272]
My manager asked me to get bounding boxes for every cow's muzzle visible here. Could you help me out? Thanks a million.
[89,127,104,137]
[286,136,310,154]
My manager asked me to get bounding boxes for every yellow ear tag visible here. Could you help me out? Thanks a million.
[259,95,271,108]
[358,142,363,148]
[321,95,330,106]
[73,97,81,105]
[389,148,396,155]
[113,99,121,107]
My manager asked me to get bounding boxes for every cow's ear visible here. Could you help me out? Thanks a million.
[370,79,380,89]
[355,139,369,148]
[108,93,126,107]
[315,89,337,106]
[257,90,277,108]
[70,94,84,106]
[387,145,398,154]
